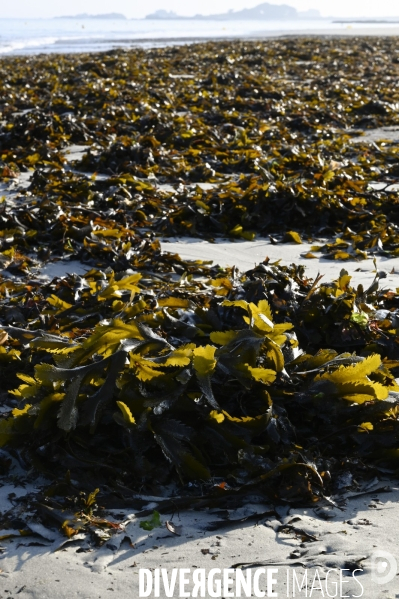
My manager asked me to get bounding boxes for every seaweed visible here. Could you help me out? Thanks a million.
[2,39,399,254]
[1,39,399,534]
[1,259,399,512]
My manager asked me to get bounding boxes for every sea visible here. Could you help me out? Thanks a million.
[1,17,399,56]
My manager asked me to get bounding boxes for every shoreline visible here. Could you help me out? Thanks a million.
[2,24,399,57]
[3,28,399,58]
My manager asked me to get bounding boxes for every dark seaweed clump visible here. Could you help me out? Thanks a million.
[1,39,399,534]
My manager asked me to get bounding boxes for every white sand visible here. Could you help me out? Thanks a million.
[1,480,399,597]
[161,237,399,292]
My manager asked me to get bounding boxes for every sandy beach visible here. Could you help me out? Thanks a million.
[1,478,399,598]
[2,34,399,599]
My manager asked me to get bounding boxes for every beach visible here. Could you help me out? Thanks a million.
[1,33,399,598]
[1,435,399,598]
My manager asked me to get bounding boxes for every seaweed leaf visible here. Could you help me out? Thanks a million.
[317,354,382,384]
[116,401,136,425]
[246,366,276,385]
[140,511,162,531]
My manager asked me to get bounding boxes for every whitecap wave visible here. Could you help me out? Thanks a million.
[0,36,59,54]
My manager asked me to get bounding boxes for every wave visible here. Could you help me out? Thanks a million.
[0,36,61,54]
[0,30,251,56]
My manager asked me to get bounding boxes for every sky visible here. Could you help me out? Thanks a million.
[2,1,399,20]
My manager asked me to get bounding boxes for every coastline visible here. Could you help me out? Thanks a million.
[3,19,399,56]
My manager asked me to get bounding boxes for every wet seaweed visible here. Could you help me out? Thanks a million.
[1,259,399,514]
[1,39,399,536]
[2,39,399,254]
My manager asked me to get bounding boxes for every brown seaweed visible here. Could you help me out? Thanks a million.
[1,39,399,536]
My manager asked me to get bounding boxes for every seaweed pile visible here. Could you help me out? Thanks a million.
[2,38,399,258]
[1,256,399,527]
[1,39,399,532]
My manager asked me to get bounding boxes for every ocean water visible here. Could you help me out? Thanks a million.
[1,17,398,56]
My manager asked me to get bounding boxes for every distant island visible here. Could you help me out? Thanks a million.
[333,19,399,23]
[145,3,321,20]
[56,4,322,22]
[56,13,127,20]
